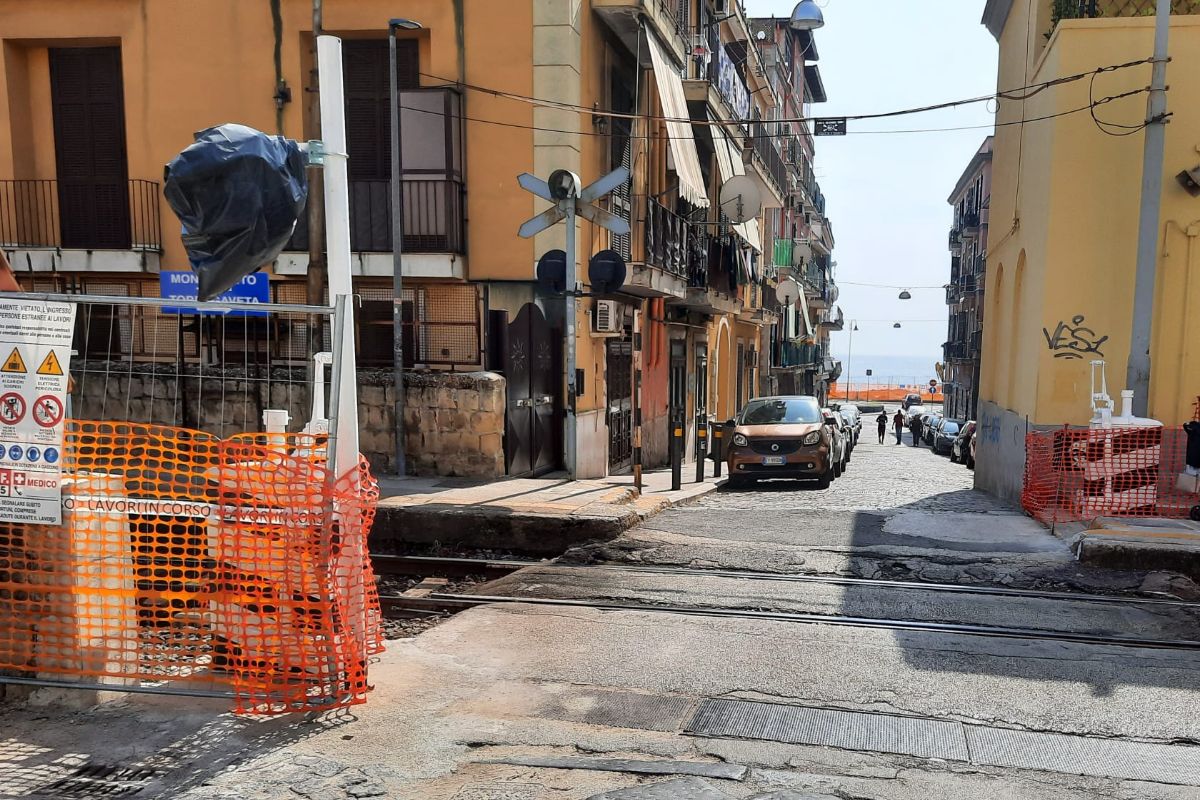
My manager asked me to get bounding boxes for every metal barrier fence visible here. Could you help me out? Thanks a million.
[1022,425,1200,524]
[0,292,382,713]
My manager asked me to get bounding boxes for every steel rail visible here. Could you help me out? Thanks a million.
[370,555,1200,609]
[377,592,1200,651]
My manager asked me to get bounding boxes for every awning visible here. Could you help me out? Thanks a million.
[646,32,709,208]
[798,287,813,336]
[711,124,762,253]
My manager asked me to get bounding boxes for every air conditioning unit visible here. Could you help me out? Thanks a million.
[593,299,623,335]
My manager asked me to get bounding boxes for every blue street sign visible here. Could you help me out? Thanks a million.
[160,271,270,317]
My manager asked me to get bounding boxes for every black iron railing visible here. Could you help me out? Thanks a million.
[750,122,789,195]
[644,197,688,277]
[0,178,161,252]
[1057,0,1200,23]
[287,178,465,254]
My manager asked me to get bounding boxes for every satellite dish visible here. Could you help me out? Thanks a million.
[588,249,627,295]
[719,176,762,224]
[775,278,802,306]
[536,249,567,293]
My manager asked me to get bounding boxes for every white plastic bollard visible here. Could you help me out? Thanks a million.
[262,409,291,434]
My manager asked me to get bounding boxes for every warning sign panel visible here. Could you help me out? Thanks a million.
[0,300,75,525]
[36,351,64,376]
[2,347,27,374]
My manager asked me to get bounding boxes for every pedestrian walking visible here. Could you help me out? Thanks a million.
[876,411,888,444]
[892,409,904,445]
[910,413,924,447]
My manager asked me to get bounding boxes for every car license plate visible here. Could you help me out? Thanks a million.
[762,456,786,466]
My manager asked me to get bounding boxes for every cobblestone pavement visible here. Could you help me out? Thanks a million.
[701,428,998,514]
[565,427,1194,596]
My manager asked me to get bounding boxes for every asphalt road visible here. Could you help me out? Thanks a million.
[7,430,1200,800]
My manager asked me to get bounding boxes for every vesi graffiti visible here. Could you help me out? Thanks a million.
[1042,315,1108,360]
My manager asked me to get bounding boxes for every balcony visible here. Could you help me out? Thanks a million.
[961,210,981,235]
[594,0,689,67]
[747,121,788,207]
[625,197,693,299]
[946,284,960,305]
[949,229,962,252]
[0,178,162,271]
[1054,0,1200,26]
[772,237,794,270]
[672,231,740,315]
[818,306,845,331]
[280,178,465,279]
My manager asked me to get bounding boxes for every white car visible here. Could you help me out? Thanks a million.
[903,405,926,422]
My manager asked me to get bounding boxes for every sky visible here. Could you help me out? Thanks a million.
[745,0,999,385]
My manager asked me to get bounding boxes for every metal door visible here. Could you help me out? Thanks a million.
[607,334,633,472]
[504,303,561,476]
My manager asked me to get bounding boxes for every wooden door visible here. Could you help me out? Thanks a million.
[50,47,130,249]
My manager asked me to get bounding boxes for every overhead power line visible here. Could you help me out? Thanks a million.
[414,56,1154,129]
[397,85,1153,141]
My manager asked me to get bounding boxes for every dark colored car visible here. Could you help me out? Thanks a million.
[932,418,964,455]
[725,396,836,489]
[856,402,886,415]
[839,406,862,449]
[922,413,943,446]
[952,421,977,468]
[902,393,922,410]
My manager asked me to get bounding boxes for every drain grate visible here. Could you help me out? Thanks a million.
[535,689,696,732]
[685,698,970,762]
[36,764,159,798]
[452,784,544,800]
[967,726,1200,786]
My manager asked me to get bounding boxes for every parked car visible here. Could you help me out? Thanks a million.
[822,408,850,476]
[839,406,862,448]
[856,402,886,415]
[969,429,978,469]
[932,418,964,456]
[724,396,838,489]
[922,413,942,446]
[951,421,977,467]
[904,404,926,422]
[902,393,922,410]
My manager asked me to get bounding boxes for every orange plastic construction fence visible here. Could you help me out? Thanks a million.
[0,421,383,714]
[1022,425,1200,525]
[828,384,943,404]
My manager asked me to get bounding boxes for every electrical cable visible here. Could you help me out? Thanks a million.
[414,56,1153,129]
[396,86,1152,141]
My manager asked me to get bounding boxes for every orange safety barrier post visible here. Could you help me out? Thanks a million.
[0,421,382,714]
[1022,424,1196,525]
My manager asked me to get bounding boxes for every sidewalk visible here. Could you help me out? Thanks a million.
[370,466,723,554]
[1072,517,1200,585]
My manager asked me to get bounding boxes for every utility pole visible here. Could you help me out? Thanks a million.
[563,202,578,478]
[389,21,407,477]
[1126,0,1171,417]
[305,0,326,309]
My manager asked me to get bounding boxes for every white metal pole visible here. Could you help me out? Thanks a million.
[845,323,853,401]
[1126,0,1171,417]
[564,203,577,479]
[389,25,407,476]
[317,35,360,478]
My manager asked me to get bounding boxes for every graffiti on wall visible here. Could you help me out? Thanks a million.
[980,409,1002,444]
[1042,315,1108,360]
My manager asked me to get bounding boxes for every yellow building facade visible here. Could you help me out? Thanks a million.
[977,1,1200,501]
[0,0,831,480]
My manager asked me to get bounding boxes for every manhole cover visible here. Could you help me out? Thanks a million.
[452,784,543,800]
[36,764,158,798]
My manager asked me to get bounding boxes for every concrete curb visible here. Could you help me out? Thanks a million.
[370,480,721,555]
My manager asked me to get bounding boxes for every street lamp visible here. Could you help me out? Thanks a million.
[893,322,902,329]
[390,17,423,476]
[898,289,912,300]
[789,0,825,31]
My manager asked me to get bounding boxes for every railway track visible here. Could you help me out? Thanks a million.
[371,554,1200,650]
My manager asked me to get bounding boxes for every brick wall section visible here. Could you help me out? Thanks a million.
[69,362,507,479]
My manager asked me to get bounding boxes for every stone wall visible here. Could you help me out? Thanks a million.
[359,371,506,478]
[70,362,507,479]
